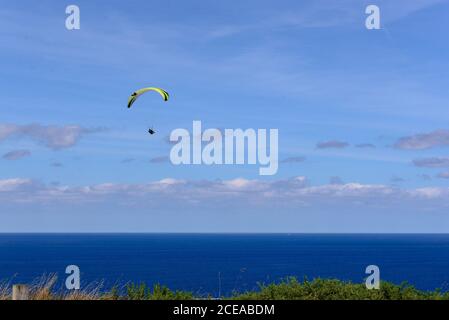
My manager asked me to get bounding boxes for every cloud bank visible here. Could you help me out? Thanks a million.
[1,176,448,207]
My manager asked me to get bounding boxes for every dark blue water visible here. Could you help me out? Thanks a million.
[1,234,449,295]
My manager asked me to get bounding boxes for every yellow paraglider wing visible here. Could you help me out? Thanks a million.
[127,87,169,108]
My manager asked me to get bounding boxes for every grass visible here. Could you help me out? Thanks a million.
[0,275,448,300]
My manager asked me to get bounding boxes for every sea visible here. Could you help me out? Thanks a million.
[1,233,449,296]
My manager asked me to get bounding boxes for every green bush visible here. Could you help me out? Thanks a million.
[4,275,446,300]
[231,277,449,300]
[126,283,194,300]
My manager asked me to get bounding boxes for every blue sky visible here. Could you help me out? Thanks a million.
[1,0,449,232]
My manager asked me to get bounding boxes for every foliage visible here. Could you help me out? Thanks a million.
[126,283,194,300]
[231,277,449,300]
[1,275,449,300]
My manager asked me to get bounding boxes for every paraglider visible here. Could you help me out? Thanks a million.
[127,87,169,135]
[127,87,169,109]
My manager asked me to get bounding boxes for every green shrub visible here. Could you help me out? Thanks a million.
[231,277,449,300]
[126,283,194,300]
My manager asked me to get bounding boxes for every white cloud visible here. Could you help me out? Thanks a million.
[0,124,17,140]
[395,130,449,150]
[0,124,102,150]
[437,172,449,179]
[1,176,448,208]
[223,178,254,189]
[157,178,186,186]
[355,143,376,149]
[149,156,170,164]
[410,187,449,199]
[0,178,34,191]
[2,149,31,160]
[316,140,349,149]
[281,156,306,163]
[413,157,449,168]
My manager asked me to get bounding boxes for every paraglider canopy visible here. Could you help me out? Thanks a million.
[127,87,169,109]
